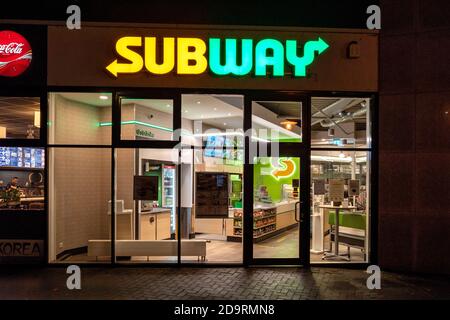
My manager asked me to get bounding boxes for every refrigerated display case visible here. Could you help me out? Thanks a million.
[162,165,176,234]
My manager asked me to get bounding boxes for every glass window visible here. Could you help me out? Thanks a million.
[181,148,243,264]
[115,148,178,264]
[48,92,112,145]
[0,97,41,139]
[181,94,244,164]
[252,100,302,143]
[311,97,371,148]
[253,156,300,259]
[120,98,174,141]
[0,147,45,211]
[310,150,370,263]
[48,148,111,263]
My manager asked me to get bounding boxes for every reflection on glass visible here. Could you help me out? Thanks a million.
[311,97,370,148]
[253,157,300,259]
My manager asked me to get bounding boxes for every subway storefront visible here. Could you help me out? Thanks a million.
[0,23,377,266]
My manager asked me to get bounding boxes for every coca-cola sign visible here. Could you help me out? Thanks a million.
[0,30,32,77]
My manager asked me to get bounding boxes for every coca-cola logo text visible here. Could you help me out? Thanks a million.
[0,42,25,55]
[0,30,32,77]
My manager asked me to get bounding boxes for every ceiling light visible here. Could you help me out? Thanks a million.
[214,107,217,111]
[34,111,41,128]
[184,110,188,113]
[223,122,227,126]
[99,95,109,100]
[196,101,201,104]
[0,126,6,139]
[228,113,231,116]
[280,120,297,130]
[166,104,171,107]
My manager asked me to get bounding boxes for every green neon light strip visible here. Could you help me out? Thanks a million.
[98,120,173,132]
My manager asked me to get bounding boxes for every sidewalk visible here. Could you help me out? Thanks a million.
[0,267,448,300]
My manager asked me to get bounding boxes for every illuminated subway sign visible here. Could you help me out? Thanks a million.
[106,37,329,77]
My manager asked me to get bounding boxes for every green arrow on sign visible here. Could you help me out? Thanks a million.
[286,37,329,77]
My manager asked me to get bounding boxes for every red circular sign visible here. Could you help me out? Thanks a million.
[0,30,32,77]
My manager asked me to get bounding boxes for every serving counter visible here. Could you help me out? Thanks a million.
[140,208,172,240]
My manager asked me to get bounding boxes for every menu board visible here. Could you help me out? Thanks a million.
[0,147,45,168]
[348,180,360,196]
[313,179,326,195]
[204,135,225,158]
[133,175,159,200]
[329,179,345,202]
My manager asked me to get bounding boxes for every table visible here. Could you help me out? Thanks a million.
[319,205,356,261]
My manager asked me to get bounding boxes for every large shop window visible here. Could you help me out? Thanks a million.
[311,97,371,148]
[120,97,174,141]
[310,96,372,264]
[0,147,45,211]
[0,97,41,139]
[48,92,112,145]
[252,100,302,143]
[48,148,112,263]
[181,94,244,263]
[114,148,178,264]
[253,157,301,259]
[310,150,371,263]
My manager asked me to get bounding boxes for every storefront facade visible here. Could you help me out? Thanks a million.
[0,22,378,266]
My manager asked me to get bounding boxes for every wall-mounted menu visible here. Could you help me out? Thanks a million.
[0,147,45,168]
[195,172,229,218]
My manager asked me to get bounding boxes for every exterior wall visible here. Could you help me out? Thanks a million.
[379,0,450,274]
[47,25,378,92]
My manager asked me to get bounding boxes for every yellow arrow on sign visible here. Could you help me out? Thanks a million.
[271,158,296,180]
[106,36,143,77]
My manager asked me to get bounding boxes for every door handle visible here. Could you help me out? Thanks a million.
[294,201,300,223]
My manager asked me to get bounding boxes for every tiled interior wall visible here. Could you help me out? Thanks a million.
[53,94,111,145]
[379,0,450,274]
[53,148,111,255]
[52,95,111,256]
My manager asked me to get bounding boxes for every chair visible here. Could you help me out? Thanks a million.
[328,211,366,260]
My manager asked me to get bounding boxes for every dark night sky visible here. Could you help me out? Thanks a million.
[1,0,379,29]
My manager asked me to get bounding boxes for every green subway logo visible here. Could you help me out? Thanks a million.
[106,36,329,77]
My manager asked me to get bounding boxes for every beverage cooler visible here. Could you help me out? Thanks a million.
[162,165,176,234]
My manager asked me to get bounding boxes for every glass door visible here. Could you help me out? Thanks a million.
[246,94,309,265]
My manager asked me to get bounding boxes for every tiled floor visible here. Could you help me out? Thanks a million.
[61,228,364,263]
[0,266,448,300]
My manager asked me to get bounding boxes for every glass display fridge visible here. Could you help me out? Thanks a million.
[162,164,176,234]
